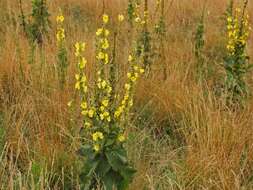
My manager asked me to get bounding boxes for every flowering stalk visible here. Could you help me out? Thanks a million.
[74,14,144,190]
[224,0,251,104]
[56,12,68,89]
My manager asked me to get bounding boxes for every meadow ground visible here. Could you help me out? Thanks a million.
[0,0,253,189]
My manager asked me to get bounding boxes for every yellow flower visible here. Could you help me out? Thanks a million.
[96,28,103,36]
[92,132,104,141]
[118,14,124,22]
[81,102,87,109]
[114,110,121,118]
[102,99,109,107]
[75,81,80,90]
[67,100,73,107]
[101,39,109,50]
[79,57,87,69]
[101,80,107,89]
[103,14,109,24]
[107,116,111,122]
[118,134,125,142]
[97,52,105,60]
[139,68,145,74]
[104,53,109,64]
[88,109,95,118]
[75,74,80,80]
[105,29,110,36]
[56,15,64,23]
[93,144,100,152]
[125,83,130,90]
[128,55,133,62]
[84,122,91,128]
[135,17,141,23]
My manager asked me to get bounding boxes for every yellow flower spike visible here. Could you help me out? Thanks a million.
[103,14,109,24]
[118,134,125,142]
[118,14,124,22]
[127,73,131,78]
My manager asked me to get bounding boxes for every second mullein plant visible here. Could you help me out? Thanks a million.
[71,14,144,190]
[224,0,251,104]
[56,11,68,89]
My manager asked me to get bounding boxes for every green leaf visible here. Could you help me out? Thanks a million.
[96,155,111,178]
[119,166,136,182]
[105,150,123,171]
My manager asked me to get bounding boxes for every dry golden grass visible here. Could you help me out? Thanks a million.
[0,0,253,189]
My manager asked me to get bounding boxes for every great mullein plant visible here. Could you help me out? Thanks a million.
[56,12,68,89]
[19,0,50,64]
[71,14,144,190]
[224,0,251,104]
[127,0,152,75]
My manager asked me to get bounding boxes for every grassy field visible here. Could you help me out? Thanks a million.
[0,0,253,189]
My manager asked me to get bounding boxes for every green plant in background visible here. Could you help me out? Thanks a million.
[71,14,145,190]
[194,3,206,81]
[19,0,50,65]
[224,0,251,104]
[56,12,68,89]
[127,0,152,75]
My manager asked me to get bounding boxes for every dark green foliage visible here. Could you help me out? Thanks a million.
[26,0,50,45]
[79,143,136,190]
